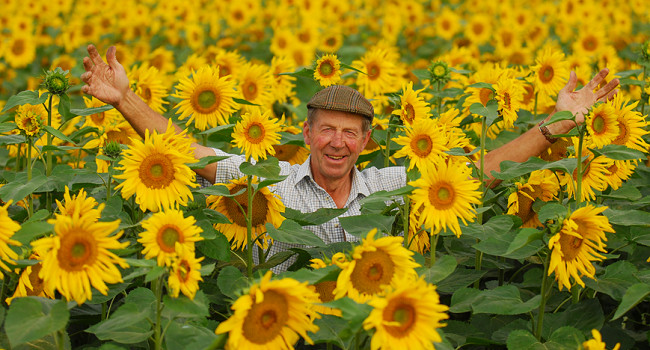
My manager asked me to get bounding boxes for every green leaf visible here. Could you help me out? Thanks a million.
[266,219,326,247]
[491,157,550,181]
[538,203,568,224]
[233,97,260,106]
[602,184,642,201]
[612,283,650,320]
[196,184,242,197]
[43,125,75,144]
[195,123,235,136]
[411,69,430,82]
[278,67,316,78]
[239,158,285,180]
[2,90,48,112]
[144,266,166,283]
[541,157,579,174]
[541,110,575,126]
[449,288,481,313]
[5,297,70,347]
[162,291,210,319]
[604,208,650,227]
[437,267,488,294]
[446,147,481,157]
[467,82,494,90]
[0,134,26,145]
[86,303,153,344]
[322,298,373,339]
[542,299,604,339]
[197,235,231,261]
[282,207,347,226]
[0,122,17,133]
[506,330,541,349]
[338,214,396,237]
[69,104,114,116]
[340,62,366,75]
[216,266,248,299]
[164,321,218,350]
[462,215,516,239]
[471,100,500,126]
[13,220,53,244]
[310,314,353,349]
[471,285,541,315]
[584,261,640,301]
[189,155,229,169]
[589,144,645,161]
[282,264,339,285]
[57,93,74,120]
[422,254,457,284]
[359,185,414,206]
[0,174,48,202]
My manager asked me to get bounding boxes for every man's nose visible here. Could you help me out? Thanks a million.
[330,131,344,147]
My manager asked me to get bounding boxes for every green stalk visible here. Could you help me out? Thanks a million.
[106,160,113,201]
[27,137,34,218]
[246,173,254,278]
[437,80,442,116]
[402,196,410,249]
[46,95,54,212]
[429,233,439,267]
[641,66,646,117]
[15,143,21,171]
[152,276,163,350]
[202,133,208,147]
[535,252,553,340]
[384,124,392,168]
[474,111,488,286]
[575,128,585,206]
[533,92,538,122]
[55,329,65,350]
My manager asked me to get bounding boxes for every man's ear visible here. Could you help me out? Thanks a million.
[361,128,372,149]
[303,122,312,146]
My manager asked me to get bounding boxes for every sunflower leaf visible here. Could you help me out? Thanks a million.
[194,123,235,136]
[0,173,48,202]
[69,104,114,116]
[0,122,17,133]
[162,291,210,319]
[188,155,229,169]
[541,110,575,126]
[277,68,315,78]
[2,90,49,112]
[240,158,283,179]
[612,283,650,320]
[471,285,541,315]
[5,297,70,347]
[216,266,248,299]
[340,63,366,75]
[589,144,645,161]
[57,94,75,120]
[43,125,75,144]
[233,97,260,106]
[0,134,26,145]
[338,214,396,237]
[266,219,326,247]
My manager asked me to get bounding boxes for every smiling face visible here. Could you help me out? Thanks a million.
[303,109,372,186]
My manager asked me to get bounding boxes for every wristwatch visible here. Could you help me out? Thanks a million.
[538,121,558,144]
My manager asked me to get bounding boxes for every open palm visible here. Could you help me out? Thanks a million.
[80,45,130,107]
[555,68,619,124]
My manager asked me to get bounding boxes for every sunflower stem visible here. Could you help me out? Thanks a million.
[535,251,553,340]
[641,66,646,117]
[575,126,585,206]
[246,172,254,279]
[15,143,21,172]
[533,91,538,122]
[27,136,34,218]
[202,133,208,147]
[384,123,392,168]
[402,197,410,248]
[474,108,488,287]
[152,275,163,350]
[437,80,442,116]
[46,95,54,213]
[429,233,439,267]
[571,285,581,304]
[55,329,65,350]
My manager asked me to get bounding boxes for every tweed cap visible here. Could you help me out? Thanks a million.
[306,85,374,121]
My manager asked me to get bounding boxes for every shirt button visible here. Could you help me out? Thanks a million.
[334,224,339,228]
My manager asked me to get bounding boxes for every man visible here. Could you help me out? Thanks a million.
[80,45,619,267]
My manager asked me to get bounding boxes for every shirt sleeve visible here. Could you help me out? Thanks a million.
[211,148,247,184]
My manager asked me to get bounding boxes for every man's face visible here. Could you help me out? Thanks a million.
[303,109,372,185]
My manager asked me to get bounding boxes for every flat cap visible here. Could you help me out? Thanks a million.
[307,85,374,122]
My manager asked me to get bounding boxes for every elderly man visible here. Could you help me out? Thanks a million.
[80,45,619,266]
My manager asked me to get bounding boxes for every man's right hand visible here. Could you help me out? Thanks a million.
[80,45,130,108]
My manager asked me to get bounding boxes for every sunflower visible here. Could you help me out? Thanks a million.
[363,275,448,350]
[583,329,621,350]
[319,28,343,53]
[167,242,204,300]
[494,77,525,129]
[609,94,649,152]
[270,55,296,104]
[333,229,420,303]
[128,65,169,115]
[409,162,482,237]
[31,211,129,305]
[407,204,431,254]
[174,65,239,131]
[507,170,560,228]
[139,209,204,267]
[237,62,276,113]
[313,54,342,88]
[0,201,21,279]
[212,49,246,79]
[392,81,431,126]
[434,6,461,40]
[604,160,636,191]
[352,47,398,98]
[81,96,121,129]
[463,13,492,45]
[530,46,569,98]
[231,109,282,161]
[5,253,55,305]
[4,35,36,68]
[273,125,310,165]
[14,103,46,136]
[84,121,140,173]
[561,144,612,202]
[309,254,345,316]
[392,118,448,171]
[215,271,320,350]
[572,26,607,59]
[114,122,198,212]
[145,47,176,76]
[548,205,614,291]
[585,103,618,148]
[56,186,105,221]
[206,177,285,250]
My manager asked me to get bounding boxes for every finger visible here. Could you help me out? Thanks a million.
[80,71,91,83]
[87,44,104,66]
[598,89,618,103]
[559,71,577,93]
[81,84,91,95]
[596,78,619,99]
[584,68,609,91]
[83,57,93,72]
[106,46,123,71]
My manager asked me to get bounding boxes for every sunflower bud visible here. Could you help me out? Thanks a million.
[42,67,70,96]
[103,140,122,160]
[642,40,650,62]
[428,60,451,85]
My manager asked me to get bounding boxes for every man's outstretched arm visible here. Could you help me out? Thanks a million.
[482,68,619,185]
[80,45,218,183]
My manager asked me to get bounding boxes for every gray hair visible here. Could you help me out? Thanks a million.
[307,108,373,133]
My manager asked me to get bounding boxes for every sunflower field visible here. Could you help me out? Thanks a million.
[1,0,650,349]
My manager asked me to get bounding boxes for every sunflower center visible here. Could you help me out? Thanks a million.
[428,182,455,210]
[157,225,183,253]
[442,20,450,31]
[12,39,25,55]
[479,88,494,106]
[246,123,265,144]
[27,263,45,296]
[559,232,583,261]
[368,63,380,80]
[319,61,334,77]
[225,185,269,227]
[516,187,537,224]
[219,65,231,77]
[242,290,289,344]
[192,87,221,114]
[433,65,446,77]
[58,232,97,271]
[325,37,337,47]
[583,36,597,51]
[384,301,416,337]
[612,122,628,145]
[411,135,432,157]
[91,112,106,125]
[503,93,512,110]
[138,153,175,189]
[106,130,132,146]
[592,114,605,134]
[142,86,153,101]
[404,103,415,123]
[472,23,484,35]
[314,280,337,302]
[242,82,258,101]
[502,32,513,46]
[540,66,554,83]
[350,249,395,295]
[178,260,191,281]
